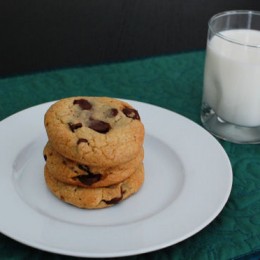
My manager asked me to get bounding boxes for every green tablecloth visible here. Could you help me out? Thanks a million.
[1,51,260,259]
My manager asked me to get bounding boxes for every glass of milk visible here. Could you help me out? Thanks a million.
[201,10,260,143]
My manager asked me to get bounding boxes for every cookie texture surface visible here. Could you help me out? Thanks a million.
[44,164,144,209]
[44,142,144,188]
[44,97,145,167]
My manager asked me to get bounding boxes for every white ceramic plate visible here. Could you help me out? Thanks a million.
[0,100,232,258]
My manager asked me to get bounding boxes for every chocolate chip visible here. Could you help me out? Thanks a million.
[107,108,118,117]
[88,119,111,133]
[103,188,125,205]
[68,122,82,132]
[44,154,47,161]
[75,164,102,185]
[74,174,102,186]
[122,107,140,120]
[77,138,89,145]
[73,99,92,110]
[103,193,123,204]
[78,164,90,172]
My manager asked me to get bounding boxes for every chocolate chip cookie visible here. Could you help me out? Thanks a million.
[44,163,144,209]
[44,97,145,167]
[44,142,144,188]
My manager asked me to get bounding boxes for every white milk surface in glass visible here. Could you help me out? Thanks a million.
[203,29,260,127]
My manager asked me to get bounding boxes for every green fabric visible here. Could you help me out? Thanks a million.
[1,51,260,260]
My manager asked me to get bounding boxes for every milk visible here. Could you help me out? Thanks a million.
[203,29,260,127]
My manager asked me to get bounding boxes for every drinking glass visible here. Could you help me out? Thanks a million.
[201,10,260,143]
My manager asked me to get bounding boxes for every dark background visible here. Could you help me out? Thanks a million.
[1,0,259,77]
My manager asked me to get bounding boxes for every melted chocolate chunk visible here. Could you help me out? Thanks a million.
[77,138,89,145]
[104,193,123,204]
[88,119,111,134]
[103,188,125,205]
[108,108,118,117]
[68,122,82,132]
[73,99,92,110]
[75,164,102,185]
[44,154,47,161]
[122,107,140,120]
[74,174,102,186]
[103,196,123,205]
[78,164,90,172]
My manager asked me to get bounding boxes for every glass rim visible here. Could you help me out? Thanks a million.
[208,10,260,48]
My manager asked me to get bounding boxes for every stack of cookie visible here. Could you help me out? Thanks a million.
[43,96,145,209]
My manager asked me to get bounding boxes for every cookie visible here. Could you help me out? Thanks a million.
[44,163,144,209]
[44,97,145,167]
[44,142,144,188]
